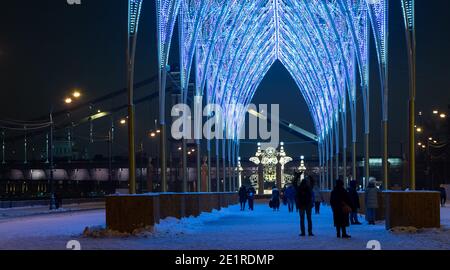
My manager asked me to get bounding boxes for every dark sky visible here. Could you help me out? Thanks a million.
[0,0,449,161]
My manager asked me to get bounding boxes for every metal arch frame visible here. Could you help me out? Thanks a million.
[366,0,389,189]
[156,0,390,191]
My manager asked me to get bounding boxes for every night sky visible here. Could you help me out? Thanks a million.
[1,0,449,161]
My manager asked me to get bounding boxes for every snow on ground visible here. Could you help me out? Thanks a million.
[0,203,449,250]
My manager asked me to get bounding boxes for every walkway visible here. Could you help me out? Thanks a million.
[0,202,448,250]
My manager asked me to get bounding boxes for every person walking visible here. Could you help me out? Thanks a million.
[365,180,380,225]
[294,175,314,237]
[285,184,296,213]
[330,179,352,238]
[312,181,323,214]
[247,186,256,211]
[271,185,280,211]
[238,185,248,211]
[439,184,447,207]
[347,180,362,225]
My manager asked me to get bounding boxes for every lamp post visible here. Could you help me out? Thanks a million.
[401,0,416,190]
[49,111,56,210]
[127,0,144,194]
[1,130,5,165]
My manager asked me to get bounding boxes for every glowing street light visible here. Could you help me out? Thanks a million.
[428,137,433,141]
[433,110,438,115]
[417,142,422,146]
[64,98,73,104]
[150,132,156,138]
[120,119,127,125]
[72,90,81,98]
[440,113,446,119]
[416,127,422,133]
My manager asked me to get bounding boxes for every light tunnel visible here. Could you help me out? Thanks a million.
[149,0,389,187]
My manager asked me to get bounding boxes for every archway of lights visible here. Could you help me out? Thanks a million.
[155,0,389,190]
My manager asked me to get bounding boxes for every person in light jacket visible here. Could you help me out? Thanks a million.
[365,180,380,225]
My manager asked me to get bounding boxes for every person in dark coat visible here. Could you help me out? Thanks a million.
[247,186,256,211]
[439,185,447,207]
[347,180,362,225]
[271,186,280,211]
[330,179,352,238]
[238,185,247,211]
[285,184,296,213]
[294,174,314,236]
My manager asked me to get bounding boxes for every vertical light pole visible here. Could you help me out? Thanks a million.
[381,0,390,191]
[215,139,220,191]
[49,111,56,210]
[1,130,5,165]
[23,127,27,164]
[127,0,144,194]
[401,0,416,190]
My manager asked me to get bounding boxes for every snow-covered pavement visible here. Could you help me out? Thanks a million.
[0,203,449,250]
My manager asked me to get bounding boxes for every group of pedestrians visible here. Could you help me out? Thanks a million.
[238,185,256,211]
[286,172,381,239]
[239,172,385,239]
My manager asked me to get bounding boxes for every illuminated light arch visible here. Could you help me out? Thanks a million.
[157,0,389,186]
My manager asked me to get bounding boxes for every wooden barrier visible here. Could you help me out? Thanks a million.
[385,191,440,229]
[184,193,201,218]
[210,193,221,211]
[106,192,238,233]
[159,193,186,219]
[106,194,160,233]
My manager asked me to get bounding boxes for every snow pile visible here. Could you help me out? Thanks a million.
[82,225,155,238]
[389,226,418,234]
[155,205,238,235]
[80,205,239,239]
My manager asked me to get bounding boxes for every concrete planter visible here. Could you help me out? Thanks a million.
[159,193,186,220]
[183,193,201,218]
[105,192,238,233]
[105,194,160,233]
[385,191,440,229]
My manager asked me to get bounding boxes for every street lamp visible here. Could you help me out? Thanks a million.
[120,119,127,125]
[433,110,439,115]
[72,90,81,98]
[65,98,73,104]
[439,113,446,119]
